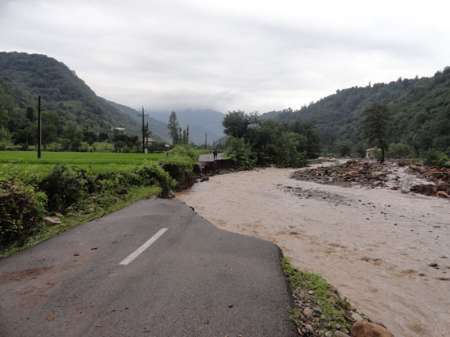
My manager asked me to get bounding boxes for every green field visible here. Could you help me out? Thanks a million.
[0,151,180,183]
[0,148,201,255]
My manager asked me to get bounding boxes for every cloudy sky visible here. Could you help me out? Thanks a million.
[1,0,450,112]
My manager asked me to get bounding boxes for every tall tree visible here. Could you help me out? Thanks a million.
[223,111,249,138]
[167,111,180,144]
[361,104,390,163]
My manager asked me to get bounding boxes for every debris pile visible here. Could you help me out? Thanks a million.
[292,160,390,188]
[408,165,450,198]
[292,160,450,199]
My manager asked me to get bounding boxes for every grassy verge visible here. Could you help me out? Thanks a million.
[282,257,363,336]
[0,185,160,258]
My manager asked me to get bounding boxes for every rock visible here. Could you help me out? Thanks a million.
[335,332,351,337]
[351,312,363,322]
[304,324,314,333]
[303,307,314,318]
[437,191,449,198]
[43,216,61,225]
[410,183,436,196]
[351,320,394,337]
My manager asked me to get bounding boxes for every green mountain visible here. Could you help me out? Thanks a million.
[105,100,170,142]
[264,68,450,155]
[0,52,170,148]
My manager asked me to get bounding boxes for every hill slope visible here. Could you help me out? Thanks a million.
[0,52,141,136]
[265,68,450,154]
[105,100,170,142]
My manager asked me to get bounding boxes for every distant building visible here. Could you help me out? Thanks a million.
[366,147,379,160]
[113,127,125,132]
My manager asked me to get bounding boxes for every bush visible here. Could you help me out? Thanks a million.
[0,181,46,248]
[424,150,450,168]
[336,141,352,157]
[387,143,414,159]
[225,137,256,169]
[39,165,93,212]
[92,142,114,152]
[273,132,307,167]
[135,163,175,196]
[168,145,198,162]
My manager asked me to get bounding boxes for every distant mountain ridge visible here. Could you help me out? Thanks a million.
[105,100,170,142]
[151,109,224,145]
[0,52,225,146]
[264,68,450,154]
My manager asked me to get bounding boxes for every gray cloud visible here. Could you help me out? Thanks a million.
[1,0,449,112]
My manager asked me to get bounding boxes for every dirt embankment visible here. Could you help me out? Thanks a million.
[178,164,450,337]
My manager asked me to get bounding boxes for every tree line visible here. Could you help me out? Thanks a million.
[222,111,320,168]
[167,111,191,145]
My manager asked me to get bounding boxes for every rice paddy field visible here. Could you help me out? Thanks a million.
[0,151,170,183]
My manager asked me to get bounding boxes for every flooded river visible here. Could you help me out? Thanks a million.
[178,167,450,337]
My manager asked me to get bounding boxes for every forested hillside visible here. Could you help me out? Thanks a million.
[265,68,450,155]
[0,52,143,149]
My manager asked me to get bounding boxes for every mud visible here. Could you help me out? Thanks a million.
[178,166,450,337]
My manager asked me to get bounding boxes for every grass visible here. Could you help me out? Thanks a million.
[0,147,202,257]
[0,185,161,258]
[0,150,202,184]
[281,257,355,335]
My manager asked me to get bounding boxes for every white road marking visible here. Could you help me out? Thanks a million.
[119,228,168,266]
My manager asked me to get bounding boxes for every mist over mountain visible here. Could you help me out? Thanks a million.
[105,101,170,142]
[151,109,225,145]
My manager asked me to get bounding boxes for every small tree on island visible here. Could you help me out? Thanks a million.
[361,104,390,163]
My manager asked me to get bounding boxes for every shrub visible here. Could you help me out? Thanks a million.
[424,150,450,168]
[168,145,198,162]
[336,141,352,157]
[225,136,256,169]
[39,165,93,212]
[387,143,414,159]
[0,181,46,248]
[135,163,175,196]
[273,132,307,167]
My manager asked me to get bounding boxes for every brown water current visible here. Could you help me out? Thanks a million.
[178,167,450,337]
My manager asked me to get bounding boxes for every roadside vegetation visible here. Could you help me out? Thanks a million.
[282,257,362,337]
[0,146,200,256]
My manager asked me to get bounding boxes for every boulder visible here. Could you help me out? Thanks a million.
[351,320,394,337]
[437,191,449,198]
[335,332,351,337]
[410,183,436,196]
[43,216,61,225]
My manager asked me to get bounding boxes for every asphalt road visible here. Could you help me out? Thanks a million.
[0,199,297,337]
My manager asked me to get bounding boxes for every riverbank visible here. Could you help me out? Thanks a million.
[178,166,450,337]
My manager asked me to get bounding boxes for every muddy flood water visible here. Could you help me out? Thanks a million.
[178,167,450,337]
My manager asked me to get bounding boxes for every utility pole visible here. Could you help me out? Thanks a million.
[37,96,42,159]
[139,107,149,153]
[141,107,145,153]
[204,132,208,149]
